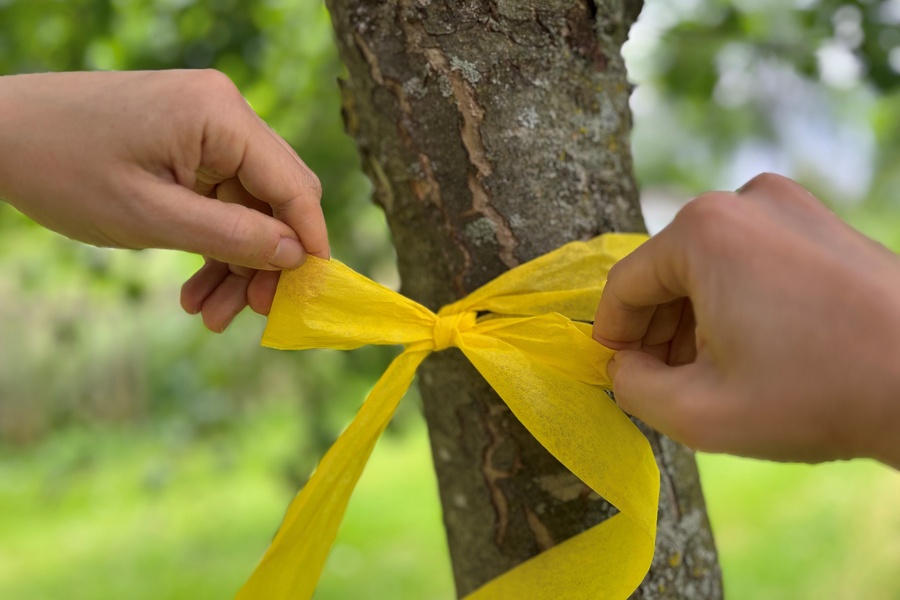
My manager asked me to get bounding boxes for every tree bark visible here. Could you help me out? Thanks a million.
[326,1,723,597]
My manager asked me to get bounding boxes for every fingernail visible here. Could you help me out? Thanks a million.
[269,237,305,269]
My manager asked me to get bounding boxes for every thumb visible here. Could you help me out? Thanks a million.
[609,350,711,446]
[147,183,307,270]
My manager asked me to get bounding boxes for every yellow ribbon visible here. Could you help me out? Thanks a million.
[237,232,659,600]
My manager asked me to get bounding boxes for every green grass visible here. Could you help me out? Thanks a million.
[698,453,900,600]
[0,402,453,599]
[1,403,898,599]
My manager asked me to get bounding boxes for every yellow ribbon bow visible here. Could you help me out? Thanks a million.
[237,232,659,600]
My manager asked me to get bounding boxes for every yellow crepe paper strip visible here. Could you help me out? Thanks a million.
[237,232,659,600]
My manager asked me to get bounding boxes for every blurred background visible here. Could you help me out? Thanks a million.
[0,1,898,598]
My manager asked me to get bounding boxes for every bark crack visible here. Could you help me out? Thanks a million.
[480,402,521,548]
[397,4,519,270]
[355,22,473,296]
[353,32,385,85]
[423,46,519,268]
[523,505,555,552]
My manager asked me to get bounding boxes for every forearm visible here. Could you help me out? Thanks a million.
[0,72,101,229]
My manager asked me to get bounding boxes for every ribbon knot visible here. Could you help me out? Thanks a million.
[241,233,658,600]
[432,311,477,351]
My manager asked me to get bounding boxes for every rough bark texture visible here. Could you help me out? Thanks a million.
[326,1,723,598]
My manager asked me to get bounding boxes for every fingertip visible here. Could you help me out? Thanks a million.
[605,350,638,383]
[611,354,726,452]
[311,245,331,260]
[605,354,618,382]
[180,286,201,315]
[275,198,330,261]
[201,299,242,333]
[202,313,231,333]
[609,350,674,421]
[609,351,646,410]
[237,125,329,257]
[181,260,227,315]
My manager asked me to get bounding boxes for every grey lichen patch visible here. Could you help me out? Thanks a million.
[450,56,482,84]
[492,0,533,20]
[402,75,428,99]
[596,93,623,132]
[570,102,621,143]
[517,106,539,129]
[438,74,453,98]
[464,217,497,247]
[598,192,645,232]
[638,503,723,599]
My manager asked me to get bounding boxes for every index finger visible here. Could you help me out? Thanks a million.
[237,125,330,259]
[592,223,689,350]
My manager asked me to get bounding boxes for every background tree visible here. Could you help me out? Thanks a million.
[323,1,723,596]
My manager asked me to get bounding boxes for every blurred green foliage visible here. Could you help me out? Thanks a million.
[1,0,899,598]
[0,0,402,448]
[628,0,900,227]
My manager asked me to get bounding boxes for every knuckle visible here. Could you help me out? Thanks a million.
[185,69,243,115]
[738,172,786,195]
[740,172,823,214]
[676,192,732,226]
[301,168,323,201]
[197,68,239,94]
[674,192,744,254]
[605,260,626,289]
[610,357,641,410]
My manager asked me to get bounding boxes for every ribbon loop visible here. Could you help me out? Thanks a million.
[432,311,477,351]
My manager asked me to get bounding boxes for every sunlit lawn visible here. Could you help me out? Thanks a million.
[1,401,898,599]
[0,402,453,600]
[698,453,900,600]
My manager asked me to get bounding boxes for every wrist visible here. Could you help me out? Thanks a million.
[0,76,16,202]
[850,264,900,469]
[865,355,900,470]
[0,74,34,205]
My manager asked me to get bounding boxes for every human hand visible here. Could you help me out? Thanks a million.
[0,70,328,332]
[593,173,900,468]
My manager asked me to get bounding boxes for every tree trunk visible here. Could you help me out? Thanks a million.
[325,1,723,597]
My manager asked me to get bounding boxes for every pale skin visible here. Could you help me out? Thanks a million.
[0,70,329,333]
[1,72,896,468]
[593,173,900,470]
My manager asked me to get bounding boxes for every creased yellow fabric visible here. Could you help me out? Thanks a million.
[237,232,659,600]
